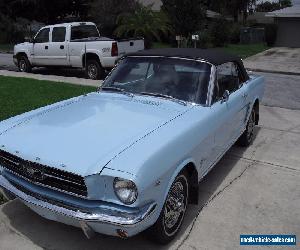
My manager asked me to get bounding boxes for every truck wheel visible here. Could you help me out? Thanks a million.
[147,172,189,244]
[18,56,32,73]
[86,60,104,80]
[237,108,256,147]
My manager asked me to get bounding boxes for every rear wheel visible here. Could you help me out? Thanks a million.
[86,60,104,80]
[147,172,189,244]
[237,107,256,147]
[18,55,32,73]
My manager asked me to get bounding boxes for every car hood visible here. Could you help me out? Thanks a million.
[14,42,31,48]
[0,92,191,176]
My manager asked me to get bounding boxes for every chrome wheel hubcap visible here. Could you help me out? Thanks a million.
[87,64,97,79]
[164,181,186,230]
[19,60,26,71]
[247,110,255,141]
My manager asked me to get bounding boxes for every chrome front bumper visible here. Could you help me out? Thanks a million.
[0,175,156,228]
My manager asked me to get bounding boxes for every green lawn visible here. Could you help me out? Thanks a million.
[0,44,14,53]
[152,42,172,49]
[222,43,269,59]
[0,76,96,121]
[0,76,96,204]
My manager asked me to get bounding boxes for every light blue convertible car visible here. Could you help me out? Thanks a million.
[0,48,264,243]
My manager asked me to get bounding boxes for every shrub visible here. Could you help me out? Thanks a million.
[265,23,278,46]
[194,30,212,48]
[114,7,172,49]
[210,18,230,47]
[0,15,30,44]
[229,23,241,44]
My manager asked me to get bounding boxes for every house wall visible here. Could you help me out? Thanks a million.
[247,12,274,24]
[138,0,162,11]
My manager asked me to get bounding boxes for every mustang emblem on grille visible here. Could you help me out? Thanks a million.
[22,163,46,181]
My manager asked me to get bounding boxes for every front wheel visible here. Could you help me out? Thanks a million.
[18,56,32,73]
[237,108,256,147]
[86,60,104,80]
[147,172,189,244]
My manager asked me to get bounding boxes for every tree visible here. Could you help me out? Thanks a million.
[210,18,230,47]
[161,0,207,37]
[208,0,256,23]
[0,0,91,24]
[256,0,292,12]
[114,5,172,48]
[89,0,139,36]
[279,0,292,8]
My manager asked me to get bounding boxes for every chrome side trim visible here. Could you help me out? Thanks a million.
[0,175,156,226]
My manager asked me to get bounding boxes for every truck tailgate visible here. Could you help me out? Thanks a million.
[117,39,144,57]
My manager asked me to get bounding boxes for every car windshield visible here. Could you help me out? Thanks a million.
[103,57,212,105]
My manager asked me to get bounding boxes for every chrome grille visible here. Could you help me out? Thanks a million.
[0,149,87,197]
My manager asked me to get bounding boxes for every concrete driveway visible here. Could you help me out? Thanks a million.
[0,72,300,249]
[244,47,300,75]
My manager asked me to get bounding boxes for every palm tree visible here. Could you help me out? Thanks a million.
[114,5,172,48]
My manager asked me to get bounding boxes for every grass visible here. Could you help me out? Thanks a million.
[0,44,14,53]
[222,43,269,59]
[0,76,96,121]
[0,76,96,204]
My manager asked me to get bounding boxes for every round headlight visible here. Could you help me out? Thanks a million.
[113,178,138,205]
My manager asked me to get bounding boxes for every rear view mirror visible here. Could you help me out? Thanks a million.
[221,90,230,103]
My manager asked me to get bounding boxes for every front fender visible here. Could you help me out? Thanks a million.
[14,44,32,61]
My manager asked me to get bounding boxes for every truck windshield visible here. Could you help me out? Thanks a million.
[103,57,212,105]
[71,25,99,40]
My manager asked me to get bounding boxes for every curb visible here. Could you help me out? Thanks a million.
[0,69,102,87]
[246,68,300,76]
[0,51,13,54]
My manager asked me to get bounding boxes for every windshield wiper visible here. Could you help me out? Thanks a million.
[100,87,134,97]
[140,92,187,106]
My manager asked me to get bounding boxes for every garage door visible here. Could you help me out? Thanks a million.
[276,17,300,47]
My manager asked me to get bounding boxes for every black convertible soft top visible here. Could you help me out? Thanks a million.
[126,48,249,80]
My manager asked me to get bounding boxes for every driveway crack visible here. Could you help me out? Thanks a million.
[227,154,300,173]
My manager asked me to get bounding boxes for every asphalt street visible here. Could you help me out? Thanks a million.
[0,52,299,250]
[0,53,14,70]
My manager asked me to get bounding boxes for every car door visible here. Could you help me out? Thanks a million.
[48,26,69,66]
[210,62,247,161]
[32,28,50,65]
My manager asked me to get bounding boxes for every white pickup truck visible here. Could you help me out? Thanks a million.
[13,22,144,79]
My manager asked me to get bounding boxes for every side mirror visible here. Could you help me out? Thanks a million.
[24,37,32,43]
[221,90,230,103]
